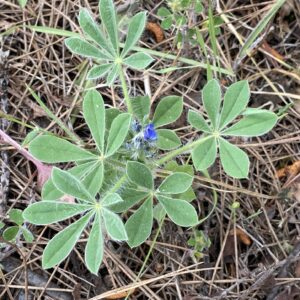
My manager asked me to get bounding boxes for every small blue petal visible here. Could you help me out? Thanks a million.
[143,123,157,141]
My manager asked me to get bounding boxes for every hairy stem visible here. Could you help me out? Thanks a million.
[0,129,52,188]
[117,64,133,114]
[156,135,213,166]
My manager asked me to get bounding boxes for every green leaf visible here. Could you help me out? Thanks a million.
[237,0,286,63]
[0,221,4,230]
[82,162,104,197]
[85,213,104,274]
[102,208,127,241]
[42,211,93,269]
[222,111,278,137]
[219,81,250,129]
[177,187,196,202]
[52,167,95,203]
[106,64,119,86]
[78,8,114,56]
[219,138,249,179]
[3,226,19,241]
[195,0,203,13]
[65,37,110,60]
[22,128,40,146]
[102,193,123,207]
[29,135,96,163]
[23,201,92,225]
[87,64,113,80]
[126,161,153,190]
[157,195,198,227]
[157,129,181,150]
[42,179,62,201]
[157,7,171,17]
[99,0,119,53]
[202,79,221,129]
[175,15,187,26]
[42,161,98,201]
[122,12,147,57]
[165,161,194,176]
[158,172,193,194]
[106,108,121,131]
[106,113,131,156]
[21,227,34,243]
[188,110,211,133]
[153,203,166,222]
[83,90,106,153]
[124,52,154,70]
[125,197,153,248]
[131,96,150,122]
[161,16,173,30]
[153,96,183,128]
[192,137,217,170]
[18,0,27,8]
[9,209,24,226]
[110,188,149,213]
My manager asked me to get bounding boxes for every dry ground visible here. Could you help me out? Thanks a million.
[0,0,300,299]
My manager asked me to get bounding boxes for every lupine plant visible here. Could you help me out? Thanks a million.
[22,0,278,274]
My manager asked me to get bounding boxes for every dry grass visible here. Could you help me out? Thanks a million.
[1,0,300,299]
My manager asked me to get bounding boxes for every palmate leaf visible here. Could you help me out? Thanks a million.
[102,208,127,241]
[65,37,111,60]
[42,211,94,269]
[83,90,105,153]
[85,213,104,275]
[156,129,181,150]
[152,96,183,128]
[23,201,92,225]
[157,195,198,227]
[99,0,119,53]
[202,79,221,129]
[219,80,250,129]
[79,8,115,57]
[222,111,278,137]
[122,12,147,57]
[105,113,131,156]
[125,197,153,248]
[52,167,95,203]
[126,161,153,190]
[158,172,193,194]
[124,52,154,70]
[29,135,96,163]
[192,137,217,171]
[219,138,249,179]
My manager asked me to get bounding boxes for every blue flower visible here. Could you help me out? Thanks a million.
[143,123,157,141]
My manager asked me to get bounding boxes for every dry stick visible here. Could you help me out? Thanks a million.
[1,256,72,300]
[0,45,10,218]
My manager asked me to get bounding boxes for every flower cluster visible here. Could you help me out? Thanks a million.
[126,120,157,160]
